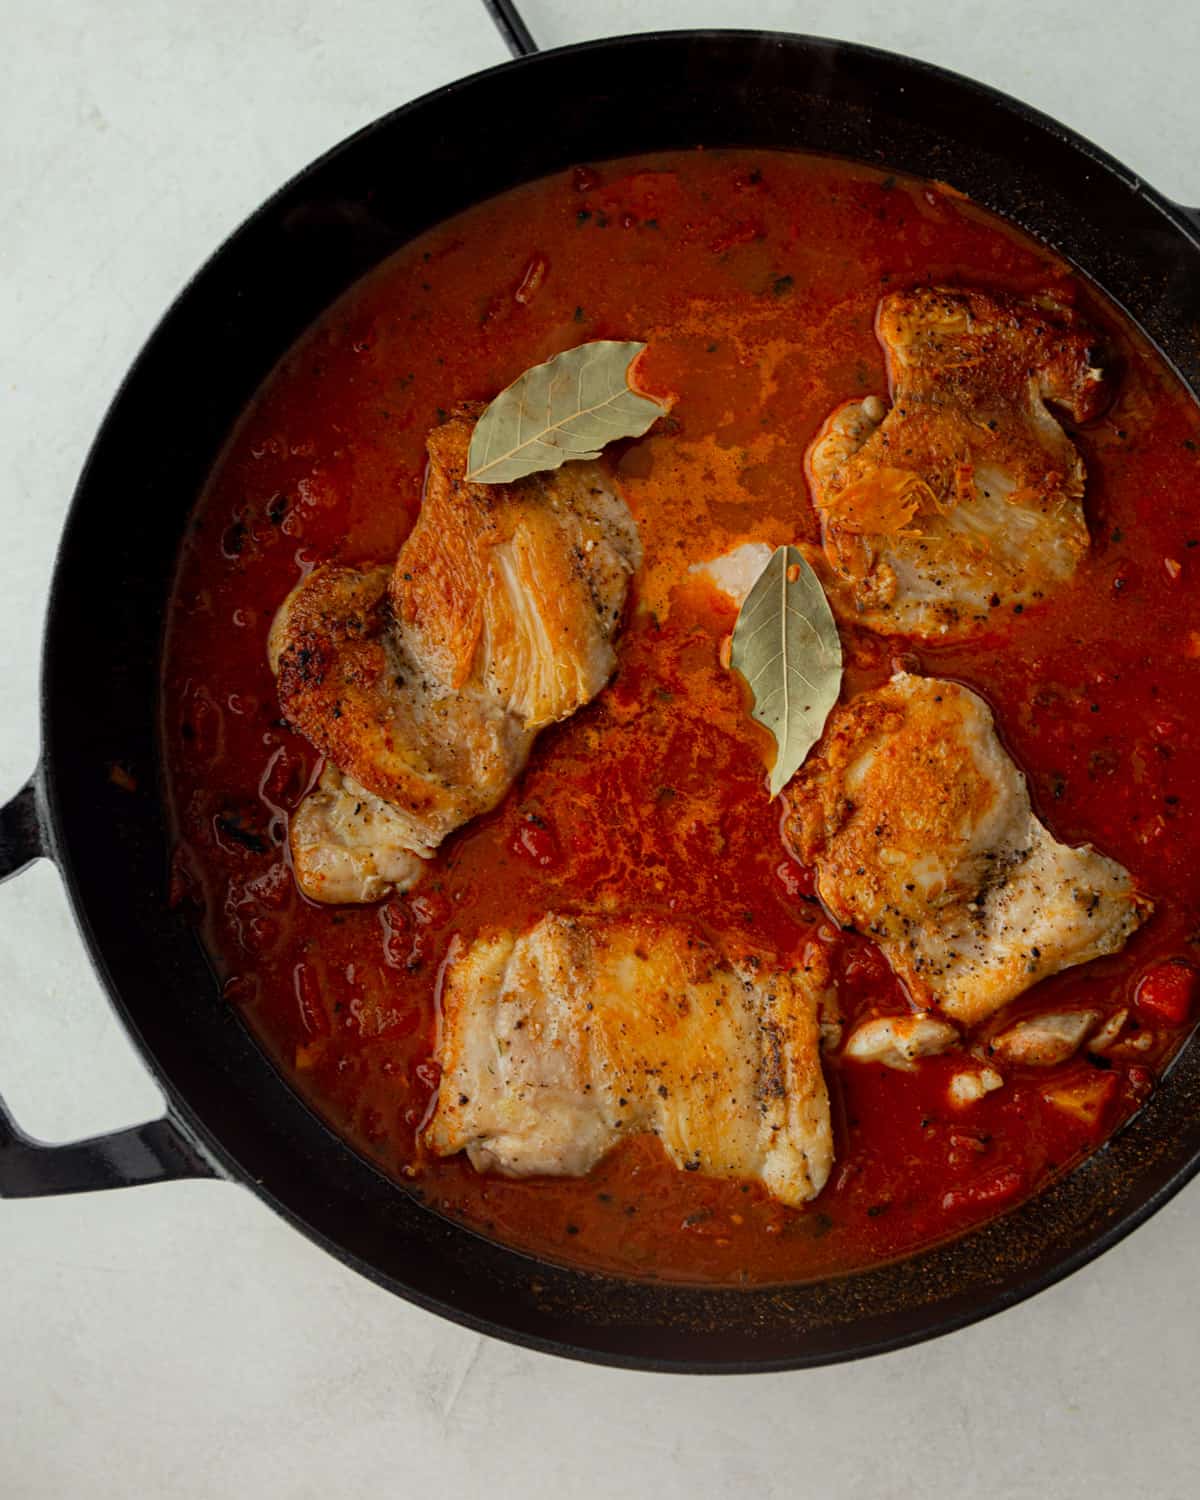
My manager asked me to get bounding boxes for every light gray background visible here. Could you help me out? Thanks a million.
[3,2,1199,1495]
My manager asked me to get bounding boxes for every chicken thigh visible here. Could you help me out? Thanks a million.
[270,408,642,903]
[808,287,1112,636]
[425,914,835,1207]
[286,763,431,906]
[783,674,1150,1026]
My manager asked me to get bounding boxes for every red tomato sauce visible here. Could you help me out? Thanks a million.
[162,149,1200,1284]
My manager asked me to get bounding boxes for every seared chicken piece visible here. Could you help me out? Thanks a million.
[947,1067,1004,1107]
[990,1009,1099,1067]
[1087,1009,1129,1055]
[425,914,834,1207]
[270,409,641,902]
[288,763,429,905]
[843,1013,959,1071]
[394,414,641,727]
[808,286,1112,636]
[783,674,1150,1027]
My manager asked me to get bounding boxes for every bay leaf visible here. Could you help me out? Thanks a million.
[730,544,843,798]
[465,340,668,484]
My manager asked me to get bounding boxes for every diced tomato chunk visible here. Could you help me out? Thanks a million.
[511,817,560,868]
[380,900,413,970]
[181,689,222,764]
[403,1059,443,1128]
[409,889,453,928]
[1135,961,1197,1027]
[774,858,815,900]
[246,860,292,910]
[513,254,548,305]
[167,844,202,911]
[413,1058,442,1094]
[709,218,762,254]
[260,743,308,808]
[572,165,601,193]
[1042,1071,1118,1133]
[842,941,892,991]
[222,974,258,1007]
[293,961,328,1037]
[941,1167,1025,1216]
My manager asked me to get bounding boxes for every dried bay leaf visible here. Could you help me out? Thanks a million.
[730,545,843,797]
[466,340,668,484]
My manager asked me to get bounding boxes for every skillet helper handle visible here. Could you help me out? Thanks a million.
[481,0,538,58]
[0,777,44,882]
[0,773,220,1195]
[0,1103,218,1196]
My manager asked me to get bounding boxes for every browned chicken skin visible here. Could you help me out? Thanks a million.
[269,408,641,902]
[783,674,1149,1027]
[808,286,1112,636]
[425,913,835,1207]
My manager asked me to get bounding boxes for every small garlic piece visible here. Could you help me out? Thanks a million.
[844,1013,958,1071]
[948,1067,1005,1107]
[991,1010,1099,1067]
[1087,1008,1128,1055]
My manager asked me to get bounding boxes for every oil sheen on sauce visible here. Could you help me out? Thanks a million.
[163,149,1200,1285]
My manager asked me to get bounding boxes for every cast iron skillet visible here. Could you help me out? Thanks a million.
[3,22,1200,1373]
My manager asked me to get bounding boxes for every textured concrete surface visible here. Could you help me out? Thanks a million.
[2,3,1199,1495]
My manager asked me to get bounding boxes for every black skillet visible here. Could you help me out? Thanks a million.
[4,13,1200,1372]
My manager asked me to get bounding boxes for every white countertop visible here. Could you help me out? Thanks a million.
[3,2,1199,1494]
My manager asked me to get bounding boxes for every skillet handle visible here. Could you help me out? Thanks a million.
[0,776,45,883]
[482,0,538,57]
[0,773,221,1194]
[0,1099,219,1196]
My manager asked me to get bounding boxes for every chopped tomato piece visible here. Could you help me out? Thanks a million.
[413,1058,442,1094]
[1125,1065,1155,1103]
[941,1167,1025,1215]
[513,254,548,305]
[1135,961,1197,1026]
[246,860,292,910]
[409,889,453,928]
[841,942,892,991]
[167,843,202,911]
[774,858,815,900]
[708,218,762,254]
[293,961,328,1038]
[511,817,560,868]
[406,1059,442,1129]
[294,1039,325,1071]
[1042,1072,1118,1132]
[222,974,258,1007]
[382,889,454,973]
[380,900,413,970]
[259,743,308,807]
